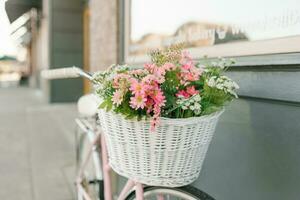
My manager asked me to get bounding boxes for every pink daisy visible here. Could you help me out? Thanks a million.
[180,51,194,66]
[152,89,166,106]
[182,64,192,71]
[113,74,130,89]
[144,63,157,73]
[150,104,162,131]
[112,90,124,106]
[186,86,199,96]
[130,79,145,95]
[145,98,155,114]
[129,69,147,76]
[130,93,147,110]
[162,62,176,71]
[176,90,191,99]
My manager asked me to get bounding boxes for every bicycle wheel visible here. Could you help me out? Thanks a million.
[77,130,104,200]
[125,185,215,200]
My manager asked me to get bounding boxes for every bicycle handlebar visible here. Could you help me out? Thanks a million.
[41,66,94,81]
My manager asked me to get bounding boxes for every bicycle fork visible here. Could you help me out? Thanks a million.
[75,118,145,200]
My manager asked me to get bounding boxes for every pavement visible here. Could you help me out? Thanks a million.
[0,87,77,200]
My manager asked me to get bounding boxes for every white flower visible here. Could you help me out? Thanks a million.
[206,75,239,98]
[194,94,201,102]
[189,98,195,103]
[216,84,223,90]
[194,103,201,110]
[228,90,238,98]
[223,81,232,88]
[177,94,202,113]
[198,64,206,69]
[182,105,188,110]
[207,77,217,87]
[211,62,218,67]
[232,81,239,89]
[194,109,201,115]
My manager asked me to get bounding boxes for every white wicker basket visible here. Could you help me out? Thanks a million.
[98,109,224,187]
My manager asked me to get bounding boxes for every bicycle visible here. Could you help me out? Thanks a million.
[41,66,216,200]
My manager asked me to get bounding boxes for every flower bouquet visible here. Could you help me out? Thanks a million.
[94,45,239,187]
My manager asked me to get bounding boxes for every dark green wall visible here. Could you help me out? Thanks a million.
[48,0,83,102]
[193,98,300,200]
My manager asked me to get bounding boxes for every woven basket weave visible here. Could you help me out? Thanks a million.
[98,109,224,187]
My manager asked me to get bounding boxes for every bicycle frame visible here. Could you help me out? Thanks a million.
[75,118,145,200]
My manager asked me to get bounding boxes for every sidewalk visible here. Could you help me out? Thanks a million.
[0,87,77,200]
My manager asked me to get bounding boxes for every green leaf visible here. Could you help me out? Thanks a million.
[99,101,107,109]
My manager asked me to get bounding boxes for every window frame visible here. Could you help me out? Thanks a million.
[119,0,300,66]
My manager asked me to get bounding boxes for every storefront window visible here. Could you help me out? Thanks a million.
[125,0,300,61]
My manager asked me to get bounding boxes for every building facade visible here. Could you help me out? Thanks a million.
[6,0,84,102]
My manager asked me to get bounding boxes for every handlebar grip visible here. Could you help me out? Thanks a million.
[41,67,80,79]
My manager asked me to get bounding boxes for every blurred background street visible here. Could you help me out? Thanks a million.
[0,87,76,200]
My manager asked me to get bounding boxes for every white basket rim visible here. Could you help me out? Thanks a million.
[98,108,224,126]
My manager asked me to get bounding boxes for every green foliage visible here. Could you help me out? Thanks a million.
[200,80,233,115]
[161,69,181,111]
[99,97,113,112]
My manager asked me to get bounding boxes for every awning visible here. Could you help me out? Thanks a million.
[0,55,17,61]
[8,10,32,46]
[5,0,41,23]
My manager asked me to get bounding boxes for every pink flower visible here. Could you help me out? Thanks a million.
[180,51,194,66]
[152,89,166,106]
[150,104,162,131]
[112,90,124,106]
[144,63,157,73]
[180,70,200,83]
[130,93,147,109]
[186,86,199,96]
[129,69,147,76]
[182,64,192,70]
[176,86,199,99]
[162,63,176,71]
[191,66,203,78]
[142,74,157,84]
[130,79,145,95]
[178,52,203,85]
[113,74,130,89]
[153,70,165,83]
[145,98,155,113]
[151,67,166,83]
[186,72,198,81]
[144,63,169,84]
[176,90,191,99]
